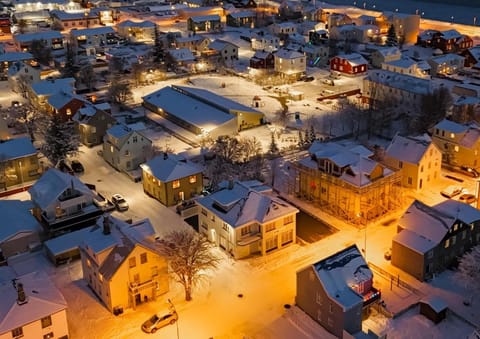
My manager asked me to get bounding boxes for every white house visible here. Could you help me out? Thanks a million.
[0,270,69,339]
[269,22,297,35]
[370,46,401,68]
[382,57,429,78]
[427,54,465,76]
[251,33,280,53]
[274,49,306,79]
[103,124,153,174]
[116,20,156,44]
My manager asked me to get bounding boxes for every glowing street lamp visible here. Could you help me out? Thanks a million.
[474,16,477,26]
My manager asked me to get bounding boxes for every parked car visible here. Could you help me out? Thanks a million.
[459,193,476,205]
[111,194,129,211]
[71,160,84,173]
[302,76,315,82]
[440,185,463,198]
[57,160,74,175]
[458,166,479,178]
[93,193,109,208]
[141,311,178,333]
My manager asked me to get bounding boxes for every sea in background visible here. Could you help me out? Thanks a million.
[316,0,480,25]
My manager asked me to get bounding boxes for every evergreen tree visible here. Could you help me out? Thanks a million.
[304,128,309,144]
[30,40,52,66]
[309,125,316,143]
[269,132,279,154]
[62,42,78,78]
[41,114,80,166]
[386,24,398,46]
[298,130,304,147]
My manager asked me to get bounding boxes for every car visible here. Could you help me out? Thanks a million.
[458,166,479,178]
[440,185,463,198]
[57,160,74,175]
[302,76,315,82]
[111,194,129,211]
[459,193,476,205]
[93,193,109,208]
[141,311,178,333]
[71,160,84,173]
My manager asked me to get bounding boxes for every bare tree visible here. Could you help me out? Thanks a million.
[156,229,219,301]
[107,82,133,104]
[413,87,453,133]
[78,65,96,91]
[455,245,480,305]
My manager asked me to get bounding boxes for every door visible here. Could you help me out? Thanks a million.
[178,191,184,201]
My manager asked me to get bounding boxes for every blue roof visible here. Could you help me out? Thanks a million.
[14,31,63,43]
[70,26,116,37]
[0,137,36,159]
[0,200,39,243]
[31,78,75,96]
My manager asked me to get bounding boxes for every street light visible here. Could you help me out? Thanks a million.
[167,299,179,339]
[451,15,454,24]
[474,16,477,26]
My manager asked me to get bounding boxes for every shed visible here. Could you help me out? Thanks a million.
[419,296,448,324]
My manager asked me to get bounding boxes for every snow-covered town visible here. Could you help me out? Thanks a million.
[0,0,480,338]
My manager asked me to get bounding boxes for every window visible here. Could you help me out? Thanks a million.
[99,273,103,282]
[265,222,275,232]
[129,257,136,268]
[462,230,466,240]
[11,327,23,338]
[281,230,293,245]
[454,145,459,152]
[172,180,180,189]
[399,161,403,168]
[201,208,207,216]
[445,238,450,248]
[140,252,147,264]
[41,316,52,328]
[283,215,293,225]
[241,225,250,236]
[454,224,458,231]
[189,175,197,184]
[125,150,130,156]
[133,136,138,143]
[407,177,412,185]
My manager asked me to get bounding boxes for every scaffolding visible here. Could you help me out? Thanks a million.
[288,161,404,226]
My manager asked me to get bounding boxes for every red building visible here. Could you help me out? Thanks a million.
[330,53,368,76]
[431,29,473,53]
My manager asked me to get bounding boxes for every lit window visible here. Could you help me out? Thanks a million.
[189,175,197,184]
[99,273,103,282]
[172,180,180,189]
[41,316,52,328]
[87,259,91,267]
[444,239,450,248]
[454,146,459,152]
[450,133,455,138]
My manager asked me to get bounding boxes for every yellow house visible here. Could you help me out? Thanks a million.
[140,153,203,207]
[383,134,442,190]
[80,215,169,313]
[291,141,403,225]
[431,119,480,169]
[196,180,299,259]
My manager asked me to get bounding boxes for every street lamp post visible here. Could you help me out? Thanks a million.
[474,16,477,26]
[168,299,179,339]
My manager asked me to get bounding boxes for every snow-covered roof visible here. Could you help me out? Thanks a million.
[467,46,480,62]
[31,78,75,97]
[274,49,304,60]
[208,39,238,51]
[385,134,433,165]
[0,137,37,160]
[439,29,462,40]
[44,227,92,255]
[28,169,94,210]
[384,57,416,69]
[81,215,160,280]
[312,245,372,310]
[453,83,480,97]
[14,31,63,43]
[47,90,85,109]
[252,50,272,59]
[0,200,40,243]
[50,9,96,20]
[373,46,401,58]
[434,199,480,224]
[107,124,132,139]
[127,122,146,131]
[434,119,469,134]
[367,70,431,95]
[70,26,115,37]
[228,11,256,19]
[141,153,202,182]
[117,20,155,28]
[189,14,220,22]
[398,200,455,245]
[196,181,298,228]
[167,48,195,61]
[393,228,436,254]
[0,270,67,334]
[429,53,464,64]
[420,295,448,313]
[334,53,368,66]
[175,35,206,43]
[0,52,32,62]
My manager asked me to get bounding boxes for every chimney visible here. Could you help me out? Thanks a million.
[228,179,234,190]
[163,152,168,160]
[103,215,111,235]
[16,283,27,305]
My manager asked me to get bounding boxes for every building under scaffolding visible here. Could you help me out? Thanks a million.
[288,141,404,225]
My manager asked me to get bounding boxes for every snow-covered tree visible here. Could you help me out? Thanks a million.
[455,245,480,305]
[309,125,316,143]
[0,104,44,141]
[41,114,80,166]
[156,229,219,301]
[298,130,304,147]
[108,82,133,104]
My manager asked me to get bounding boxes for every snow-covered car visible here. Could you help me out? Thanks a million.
[111,194,129,211]
[141,311,178,333]
[440,185,463,198]
[459,193,476,205]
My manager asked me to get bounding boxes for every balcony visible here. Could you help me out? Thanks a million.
[237,233,261,246]
[128,279,157,294]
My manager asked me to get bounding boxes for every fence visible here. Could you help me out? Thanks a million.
[369,262,422,296]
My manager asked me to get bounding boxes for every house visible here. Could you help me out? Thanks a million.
[302,43,329,68]
[451,96,480,124]
[460,46,480,67]
[392,199,480,281]
[103,124,152,174]
[70,26,119,53]
[375,11,420,45]
[249,51,275,70]
[167,48,196,71]
[72,104,116,147]
[370,46,401,68]
[50,9,101,31]
[140,153,203,206]
[0,52,33,80]
[28,77,76,111]
[46,91,87,121]
[0,270,69,339]
[28,168,103,236]
[116,20,156,45]
[431,30,473,54]
[269,22,297,36]
[427,54,465,76]
[174,35,210,52]
[296,245,381,338]
[226,11,256,28]
[187,15,222,32]
[206,39,239,66]
[451,83,480,98]
[383,134,442,190]
[251,33,280,53]
[329,24,379,44]
[0,200,41,258]
[290,140,403,224]
[80,215,169,313]
[0,137,40,191]
[143,85,264,138]
[330,53,368,76]
[381,57,429,78]
[274,49,306,79]
[326,12,353,29]
[14,31,64,56]
[195,180,299,259]
[363,70,432,112]
[431,119,480,169]
[8,60,56,96]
